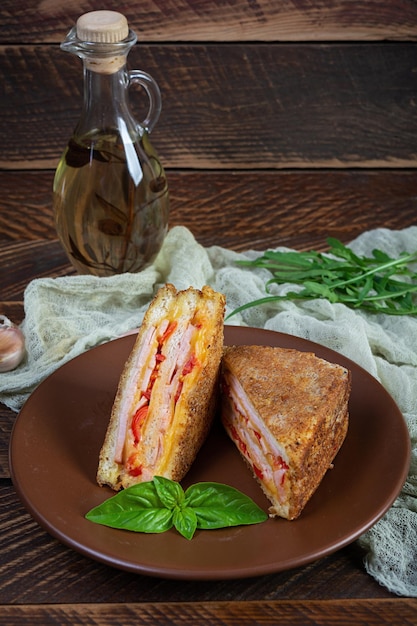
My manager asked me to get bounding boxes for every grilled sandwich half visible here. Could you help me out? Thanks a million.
[97,284,225,490]
[221,345,351,520]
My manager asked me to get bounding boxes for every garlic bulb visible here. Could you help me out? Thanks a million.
[0,315,25,372]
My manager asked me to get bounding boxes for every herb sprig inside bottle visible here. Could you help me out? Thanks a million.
[86,476,268,540]
[53,11,169,277]
[227,238,417,318]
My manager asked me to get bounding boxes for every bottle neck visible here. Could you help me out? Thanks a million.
[74,59,137,139]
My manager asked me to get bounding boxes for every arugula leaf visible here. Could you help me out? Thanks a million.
[85,477,268,539]
[227,238,417,318]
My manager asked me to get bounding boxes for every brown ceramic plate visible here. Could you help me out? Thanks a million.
[10,326,410,580]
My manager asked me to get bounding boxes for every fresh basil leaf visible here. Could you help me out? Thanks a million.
[86,479,268,538]
[185,482,268,529]
[85,481,174,533]
[154,475,184,509]
[173,506,198,540]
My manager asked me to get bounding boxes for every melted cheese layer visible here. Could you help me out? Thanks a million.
[119,299,213,481]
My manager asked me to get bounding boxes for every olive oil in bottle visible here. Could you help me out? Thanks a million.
[53,11,169,276]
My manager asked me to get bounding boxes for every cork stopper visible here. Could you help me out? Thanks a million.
[71,11,132,73]
[76,10,129,43]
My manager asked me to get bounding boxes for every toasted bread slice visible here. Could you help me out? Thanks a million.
[97,284,225,490]
[221,345,351,520]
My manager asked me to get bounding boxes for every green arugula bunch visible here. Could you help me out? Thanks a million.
[86,476,268,540]
[228,238,417,317]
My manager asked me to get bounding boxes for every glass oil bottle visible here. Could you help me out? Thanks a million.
[53,11,169,276]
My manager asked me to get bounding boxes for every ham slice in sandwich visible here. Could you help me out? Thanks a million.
[221,345,351,520]
[97,284,225,491]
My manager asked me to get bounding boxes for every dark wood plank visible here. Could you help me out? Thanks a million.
[0,406,14,477]
[1,44,416,169]
[1,0,417,43]
[1,599,417,626]
[1,169,416,248]
[0,239,74,302]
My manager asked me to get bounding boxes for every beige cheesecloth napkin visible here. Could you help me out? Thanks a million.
[1,225,416,596]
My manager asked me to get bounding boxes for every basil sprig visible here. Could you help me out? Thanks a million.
[86,476,268,540]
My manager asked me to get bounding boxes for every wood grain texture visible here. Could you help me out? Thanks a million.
[1,599,417,625]
[1,170,416,247]
[1,43,416,169]
[1,0,417,43]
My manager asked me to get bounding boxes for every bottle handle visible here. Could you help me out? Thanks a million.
[128,69,162,134]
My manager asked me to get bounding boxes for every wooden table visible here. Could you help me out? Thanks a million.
[1,1,417,623]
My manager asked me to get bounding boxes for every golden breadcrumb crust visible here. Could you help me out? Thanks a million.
[222,345,351,520]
